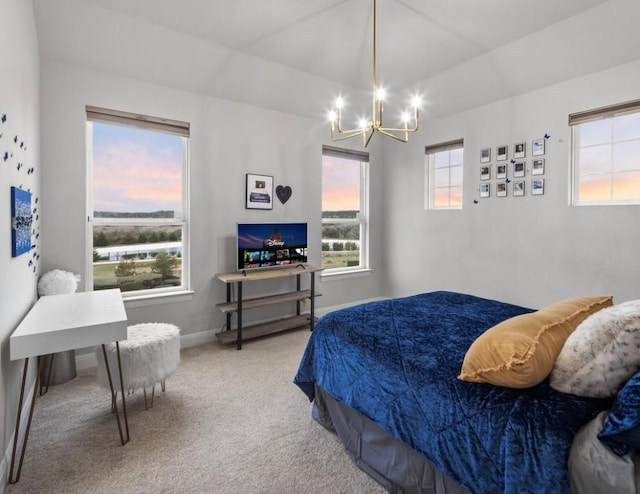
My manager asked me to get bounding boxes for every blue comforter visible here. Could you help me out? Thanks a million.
[294,291,609,494]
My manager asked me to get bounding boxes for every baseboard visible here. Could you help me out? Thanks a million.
[76,329,217,370]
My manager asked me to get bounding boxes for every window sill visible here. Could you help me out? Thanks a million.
[320,268,372,282]
[123,289,194,309]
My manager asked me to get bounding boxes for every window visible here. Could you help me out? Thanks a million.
[86,106,190,296]
[321,146,369,273]
[425,139,464,209]
[570,99,640,205]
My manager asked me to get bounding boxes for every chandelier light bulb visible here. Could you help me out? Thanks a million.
[335,97,344,109]
[328,110,337,122]
[359,118,369,130]
[377,87,386,101]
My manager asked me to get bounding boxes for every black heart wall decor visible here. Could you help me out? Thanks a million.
[276,185,292,204]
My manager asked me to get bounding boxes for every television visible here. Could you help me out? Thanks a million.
[237,222,308,271]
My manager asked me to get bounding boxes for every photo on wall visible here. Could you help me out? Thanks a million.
[480,165,491,180]
[480,147,491,163]
[497,145,508,161]
[246,173,273,210]
[532,159,545,175]
[480,183,490,198]
[532,178,545,195]
[514,181,525,196]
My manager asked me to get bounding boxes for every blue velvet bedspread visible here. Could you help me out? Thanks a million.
[294,291,610,494]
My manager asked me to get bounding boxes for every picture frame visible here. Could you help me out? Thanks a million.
[496,182,507,197]
[513,161,525,178]
[497,145,508,161]
[496,163,507,179]
[532,178,545,195]
[532,138,545,156]
[480,165,491,181]
[11,186,33,257]
[480,148,491,163]
[479,183,490,198]
[513,181,525,197]
[532,158,545,175]
[514,142,526,159]
[245,173,273,210]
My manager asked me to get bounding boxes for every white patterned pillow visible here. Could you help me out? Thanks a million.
[550,300,640,398]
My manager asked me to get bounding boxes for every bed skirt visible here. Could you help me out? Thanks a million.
[313,386,470,494]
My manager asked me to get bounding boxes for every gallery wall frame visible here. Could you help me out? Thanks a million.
[480,183,490,198]
[532,138,545,156]
[532,158,545,175]
[497,145,508,161]
[513,181,525,196]
[532,178,545,195]
[480,148,491,163]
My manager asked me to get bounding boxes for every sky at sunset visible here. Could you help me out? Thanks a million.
[322,155,361,211]
[577,116,640,202]
[92,122,183,215]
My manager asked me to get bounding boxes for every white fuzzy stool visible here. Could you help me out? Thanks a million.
[97,323,180,409]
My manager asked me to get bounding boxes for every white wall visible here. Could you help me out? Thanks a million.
[39,60,385,346]
[0,0,40,486]
[382,60,640,309]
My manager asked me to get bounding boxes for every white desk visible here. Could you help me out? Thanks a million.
[9,289,130,483]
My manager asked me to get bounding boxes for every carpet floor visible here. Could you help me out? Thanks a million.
[5,329,385,494]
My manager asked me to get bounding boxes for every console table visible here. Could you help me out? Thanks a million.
[9,288,129,483]
[215,264,322,350]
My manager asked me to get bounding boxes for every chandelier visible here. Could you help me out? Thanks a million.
[328,0,421,147]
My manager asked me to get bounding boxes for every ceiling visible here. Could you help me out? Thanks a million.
[33,0,640,122]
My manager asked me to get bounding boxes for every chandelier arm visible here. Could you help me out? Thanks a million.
[363,129,375,147]
[376,128,409,143]
[331,128,369,142]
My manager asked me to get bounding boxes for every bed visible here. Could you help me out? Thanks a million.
[294,291,640,494]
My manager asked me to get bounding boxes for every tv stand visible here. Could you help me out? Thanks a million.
[214,264,322,350]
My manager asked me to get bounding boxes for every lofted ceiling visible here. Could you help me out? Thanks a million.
[33,0,640,123]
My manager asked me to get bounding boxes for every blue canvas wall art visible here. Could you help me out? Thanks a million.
[11,186,32,257]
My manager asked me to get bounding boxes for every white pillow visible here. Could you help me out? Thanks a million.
[550,300,640,398]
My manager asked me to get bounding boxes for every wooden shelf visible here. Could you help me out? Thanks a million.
[216,314,313,345]
[215,264,323,284]
[215,264,322,350]
[216,289,321,313]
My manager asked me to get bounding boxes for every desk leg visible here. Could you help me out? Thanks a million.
[9,356,44,484]
[101,343,130,445]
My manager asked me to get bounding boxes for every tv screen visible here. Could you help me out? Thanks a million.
[237,222,308,271]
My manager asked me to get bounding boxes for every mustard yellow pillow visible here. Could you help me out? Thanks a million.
[458,296,613,388]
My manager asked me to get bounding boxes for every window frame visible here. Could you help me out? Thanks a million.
[425,139,464,210]
[321,145,370,276]
[85,106,191,299]
[570,99,640,206]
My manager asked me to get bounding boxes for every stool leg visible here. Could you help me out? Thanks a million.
[161,379,166,392]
